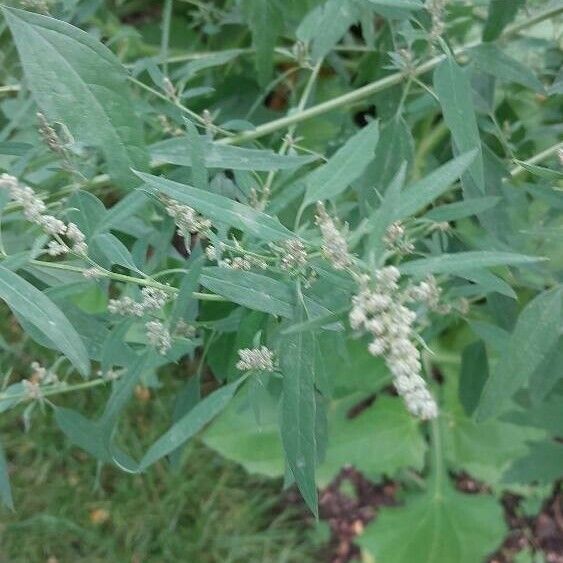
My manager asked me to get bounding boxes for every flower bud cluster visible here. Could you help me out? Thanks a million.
[427,0,447,40]
[163,196,211,238]
[0,174,88,256]
[236,346,275,372]
[279,238,308,272]
[384,221,414,255]
[108,287,169,317]
[315,202,352,270]
[145,320,172,355]
[350,267,438,420]
[206,244,268,270]
[37,112,65,158]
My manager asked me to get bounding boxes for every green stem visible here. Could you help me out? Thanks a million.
[0,377,109,403]
[219,4,563,146]
[509,140,563,178]
[263,59,323,195]
[26,258,226,302]
[430,417,445,498]
[160,0,173,77]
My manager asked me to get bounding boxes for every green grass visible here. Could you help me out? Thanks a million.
[0,388,316,562]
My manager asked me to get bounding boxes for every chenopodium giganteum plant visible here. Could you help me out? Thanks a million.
[0,0,562,560]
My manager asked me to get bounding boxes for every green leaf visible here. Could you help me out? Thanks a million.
[512,160,563,181]
[91,233,140,272]
[366,163,406,262]
[242,0,282,85]
[424,196,500,222]
[503,441,563,485]
[185,120,208,191]
[280,303,318,517]
[170,256,204,327]
[2,7,148,188]
[399,251,542,276]
[365,115,413,198]
[297,0,360,62]
[529,337,563,404]
[0,440,14,511]
[304,120,379,204]
[483,0,524,41]
[55,354,147,466]
[201,268,294,318]
[458,341,488,416]
[366,0,423,8]
[140,378,245,470]
[396,150,477,219]
[471,44,545,93]
[476,288,562,421]
[203,391,425,486]
[136,171,293,243]
[0,266,89,376]
[66,191,107,238]
[151,137,316,171]
[434,56,484,192]
[358,481,506,563]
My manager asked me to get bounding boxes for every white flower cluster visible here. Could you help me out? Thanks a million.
[108,287,169,317]
[0,173,87,256]
[22,361,60,400]
[350,267,438,420]
[384,221,414,255]
[206,244,268,270]
[145,320,172,355]
[279,238,307,272]
[163,197,211,238]
[315,202,352,270]
[236,346,275,372]
[427,0,447,40]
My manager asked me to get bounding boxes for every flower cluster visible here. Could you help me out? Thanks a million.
[384,221,414,255]
[279,238,307,272]
[315,202,352,270]
[163,196,211,238]
[206,244,268,270]
[145,320,172,355]
[236,346,275,372]
[427,0,447,40]
[350,267,438,420]
[0,173,87,256]
[108,287,169,317]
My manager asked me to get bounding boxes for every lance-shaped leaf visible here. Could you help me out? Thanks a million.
[0,266,89,376]
[280,303,318,517]
[151,137,316,171]
[201,268,294,318]
[471,44,544,93]
[476,288,562,421]
[0,440,13,510]
[434,55,484,193]
[136,171,293,243]
[395,150,477,220]
[304,120,379,204]
[2,7,149,188]
[140,377,245,470]
[399,251,542,276]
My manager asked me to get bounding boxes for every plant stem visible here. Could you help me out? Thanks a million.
[160,0,173,77]
[430,417,445,498]
[219,4,563,146]
[509,141,563,178]
[26,258,226,302]
[263,59,323,195]
[0,377,109,403]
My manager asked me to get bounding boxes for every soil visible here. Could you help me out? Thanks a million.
[287,469,563,562]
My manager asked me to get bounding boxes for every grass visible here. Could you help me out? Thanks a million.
[0,384,317,562]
